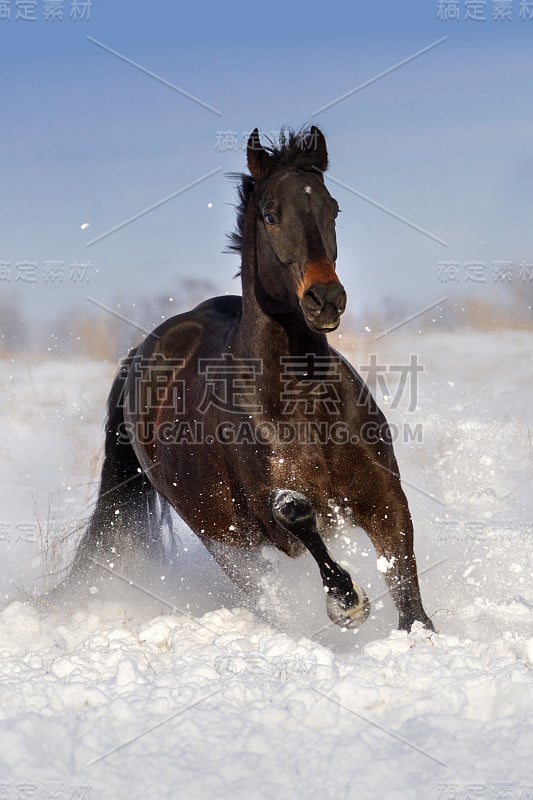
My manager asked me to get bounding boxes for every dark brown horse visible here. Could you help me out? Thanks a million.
[72,126,433,632]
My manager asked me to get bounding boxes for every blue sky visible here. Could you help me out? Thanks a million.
[2,0,532,330]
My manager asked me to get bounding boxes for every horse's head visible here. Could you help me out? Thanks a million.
[246,126,346,333]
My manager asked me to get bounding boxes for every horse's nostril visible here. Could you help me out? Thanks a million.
[338,288,347,314]
[303,289,323,310]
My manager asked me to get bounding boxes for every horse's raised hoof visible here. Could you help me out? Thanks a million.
[326,583,370,629]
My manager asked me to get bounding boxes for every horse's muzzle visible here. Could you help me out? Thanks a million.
[301,282,347,332]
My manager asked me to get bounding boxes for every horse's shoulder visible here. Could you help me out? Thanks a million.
[330,346,363,385]
[331,346,382,413]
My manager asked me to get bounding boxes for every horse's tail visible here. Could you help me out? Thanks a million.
[70,346,166,581]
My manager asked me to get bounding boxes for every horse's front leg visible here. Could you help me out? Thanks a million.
[270,489,370,628]
[356,482,434,632]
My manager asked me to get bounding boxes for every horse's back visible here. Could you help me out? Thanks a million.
[137,295,242,362]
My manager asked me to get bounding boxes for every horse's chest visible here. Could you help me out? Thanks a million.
[266,443,332,494]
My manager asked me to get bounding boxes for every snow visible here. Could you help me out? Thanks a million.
[1,331,532,799]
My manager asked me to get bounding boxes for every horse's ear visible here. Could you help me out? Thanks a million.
[308,125,328,172]
[247,128,272,180]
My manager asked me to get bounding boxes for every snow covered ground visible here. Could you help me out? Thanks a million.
[1,329,532,800]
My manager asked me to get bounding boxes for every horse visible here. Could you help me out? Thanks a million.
[70,126,434,633]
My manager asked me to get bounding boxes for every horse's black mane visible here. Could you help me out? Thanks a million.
[227,173,255,256]
[227,127,325,255]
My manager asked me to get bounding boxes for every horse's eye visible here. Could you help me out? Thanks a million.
[263,211,278,226]
[332,202,340,219]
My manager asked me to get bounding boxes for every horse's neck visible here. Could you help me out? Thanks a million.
[234,292,328,361]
